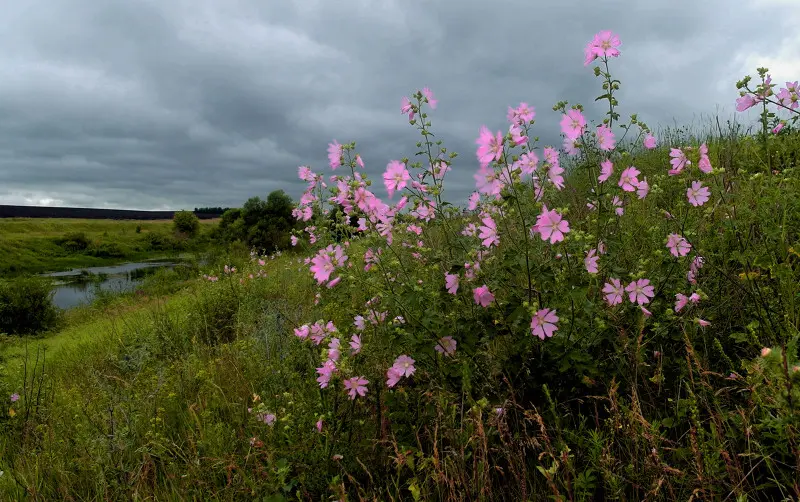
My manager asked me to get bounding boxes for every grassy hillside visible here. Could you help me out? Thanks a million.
[0,218,218,275]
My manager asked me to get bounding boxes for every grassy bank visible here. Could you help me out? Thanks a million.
[0,218,219,276]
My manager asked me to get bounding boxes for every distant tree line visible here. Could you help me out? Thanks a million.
[193,207,231,215]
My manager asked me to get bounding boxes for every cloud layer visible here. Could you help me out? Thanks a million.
[0,0,795,209]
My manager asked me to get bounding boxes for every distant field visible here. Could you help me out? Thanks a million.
[0,217,218,275]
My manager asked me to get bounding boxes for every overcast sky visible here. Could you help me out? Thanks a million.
[0,0,797,210]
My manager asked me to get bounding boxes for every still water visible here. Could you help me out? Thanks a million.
[41,261,178,310]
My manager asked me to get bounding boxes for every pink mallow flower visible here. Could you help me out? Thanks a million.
[666,233,691,257]
[560,109,586,140]
[643,133,657,149]
[435,336,457,356]
[534,206,570,244]
[618,166,640,192]
[669,148,691,175]
[687,181,710,207]
[596,124,616,151]
[343,376,369,400]
[473,285,495,307]
[478,216,499,247]
[602,278,625,306]
[383,160,411,198]
[675,293,689,312]
[698,143,712,173]
[530,308,559,340]
[598,159,613,183]
[445,273,459,295]
[349,335,361,355]
[636,177,649,199]
[626,279,655,305]
[476,126,504,168]
[392,355,416,378]
[585,248,599,274]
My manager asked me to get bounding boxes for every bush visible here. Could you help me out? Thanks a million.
[0,277,61,335]
[173,210,200,237]
[53,232,90,252]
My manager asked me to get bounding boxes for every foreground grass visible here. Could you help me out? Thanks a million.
[0,218,218,276]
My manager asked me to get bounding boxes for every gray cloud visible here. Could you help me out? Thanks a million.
[0,0,795,210]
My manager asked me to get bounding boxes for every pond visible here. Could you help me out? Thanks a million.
[41,261,180,310]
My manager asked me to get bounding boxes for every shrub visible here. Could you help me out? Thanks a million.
[53,232,90,252]
[0,277,61,335]
[173,210,200,237]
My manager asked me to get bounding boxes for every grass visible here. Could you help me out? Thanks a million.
[0,218,218,276]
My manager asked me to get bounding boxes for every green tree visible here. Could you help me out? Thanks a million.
[173,210,200,237]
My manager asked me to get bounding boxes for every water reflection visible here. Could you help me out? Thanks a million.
[41,261,177,310]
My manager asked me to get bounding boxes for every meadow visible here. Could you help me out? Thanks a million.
[0,31,799,500]
[0,217,218,276]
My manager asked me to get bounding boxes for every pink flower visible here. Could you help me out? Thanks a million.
[386,367,403,388]
[473,285,495,307]
[392,355,416,378]
[588,30,621,60]
[384,160,411,198]
[515,152,539,176]
[530,308,559,340]
[508,102,535,126]
[343,376,369,400]
[669,148,690,175]
[773,122,785,134]
[476,126,504,168]
[535,206,570,244]
[602,278,625,306]
[625,279,655,305]
[618,166,640,192]
[401,96,415,120]
[316,360,337,389]
[435,336,457,356]
[636,177,649,199]
[698,143,712,173]
[294,325,310,339]
[598,159,613,183]
[354,315,366,331]
[687,181,710,207]
[509,124,528,145]
[689,293,701,304]
[310,253,335,284]
[560,109,586,140]
[675,293,689,312]
[585,248,599,274]
[422,87,437,109]
[640,306,652,317]
[596,124,616,151]
[10,393,19,403]
[736,94,757,112]
[612,196,624,216]
[316,418,324,432]
[349,335,361,355]
[761,347,772,357]
[327,140,343,169]
[445,273,459,295]
[666,233,691,257]
[478,216,499,247]
[643,133,657,149]
[328,338,342,362]
[695,318,711,328]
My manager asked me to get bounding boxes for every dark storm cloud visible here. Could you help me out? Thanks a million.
[0,0,794,210]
